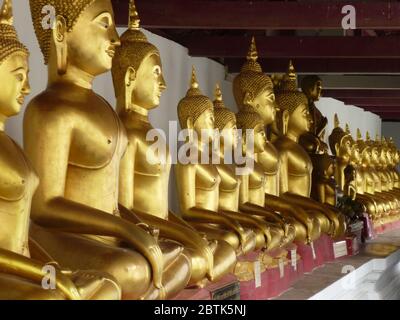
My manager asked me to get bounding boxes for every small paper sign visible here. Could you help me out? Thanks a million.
[254,261,261,288]
[291,249,297,271]
[311,241,316,260]
[279,258,284,278]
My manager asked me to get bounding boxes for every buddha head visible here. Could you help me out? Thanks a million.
[314,153,335,179]
[356,129,371,167]
[275,61,311,139]
[236,106,267,155]
[0,0,30,120]
[177,67,215,143]
[388,137,400,166]
[112,0,166,114]
[232,37,276,125]
[329,114,353,162]
[213,83,238,152]
[30,0,120,76]
[366,132,380,168]
[301,75,322,103]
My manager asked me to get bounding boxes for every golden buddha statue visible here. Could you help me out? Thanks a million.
[310,154,337,207]
[233,38,320,244]
[213,84,293,252]
[374,137,400,221]
[299,75,329,155]
[24,0,176,300]
[330,122,381,221]
[112,1,235,288]
[273,62,346,239]
[353,130,388,221]
[175,67,256,259]
[0,0,121,300]
[387,138,400,190]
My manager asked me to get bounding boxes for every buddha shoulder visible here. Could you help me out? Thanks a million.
[25,90,121,169]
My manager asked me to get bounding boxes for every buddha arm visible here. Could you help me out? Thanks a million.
[175,163,247,241]
[120,206,214,279]
[316,184,326,204]
[238,173,286,225]
[0,248,80,300]
[23,111,163,289]
[220,209,271,243]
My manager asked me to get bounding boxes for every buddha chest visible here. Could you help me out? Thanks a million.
[215,163,240,211]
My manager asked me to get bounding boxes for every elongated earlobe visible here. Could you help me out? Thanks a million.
[53,15,67,75]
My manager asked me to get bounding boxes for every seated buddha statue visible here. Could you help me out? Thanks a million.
[112,1,235,288]
[0,0,120,300]
[387,138,400,191]
[24,0,180,300]
[299,75,329,155]
[329,121,380,221]
[273,62,346,239]
[232,38,320,244]
[357,131,396,222]
[374,137,400,220]
[212,84,292,251]
[310,154,338,207]
[175,67,255,260]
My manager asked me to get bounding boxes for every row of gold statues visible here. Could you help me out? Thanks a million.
[0,0,399,300]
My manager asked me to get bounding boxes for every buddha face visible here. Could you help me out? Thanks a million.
[221,120,238,151]
[0,54,30,117]
[307,80,322,102]
[253,123,267,154]
[350,144,361,166]
[338,136,353,158]
[131,54,166,109]
[287,103,311,136]
[193,108,215,143]
[371,147,380,166]
[250,88,276,125]
[66,0,119,76]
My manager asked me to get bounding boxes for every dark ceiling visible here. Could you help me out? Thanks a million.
[112,0,400,121]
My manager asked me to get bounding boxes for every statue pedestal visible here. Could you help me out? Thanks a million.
[296,236,327,273]
[172,274,239,300]
[239,258,304,300]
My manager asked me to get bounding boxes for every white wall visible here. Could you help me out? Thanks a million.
[7,0,382,213]
[315,98,382,153]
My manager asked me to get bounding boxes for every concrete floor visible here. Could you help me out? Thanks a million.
[275,230,400,300]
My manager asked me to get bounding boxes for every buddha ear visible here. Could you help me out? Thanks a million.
[124,67,136,110]
[243,92,254,107]
[186,117,194,130]
[335,142,340,156]
[52,15,68,75]
[125,67,136,87]
[282,110,289,135]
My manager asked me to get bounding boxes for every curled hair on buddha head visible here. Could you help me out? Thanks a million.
[29,0,96,64]
[232,37,273,110]
[236,105,264,132]
[213,83,236,131]
[0,0,29,66]
[112,0,160,99]
[177,66,214,129]
[275,61,308,115]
